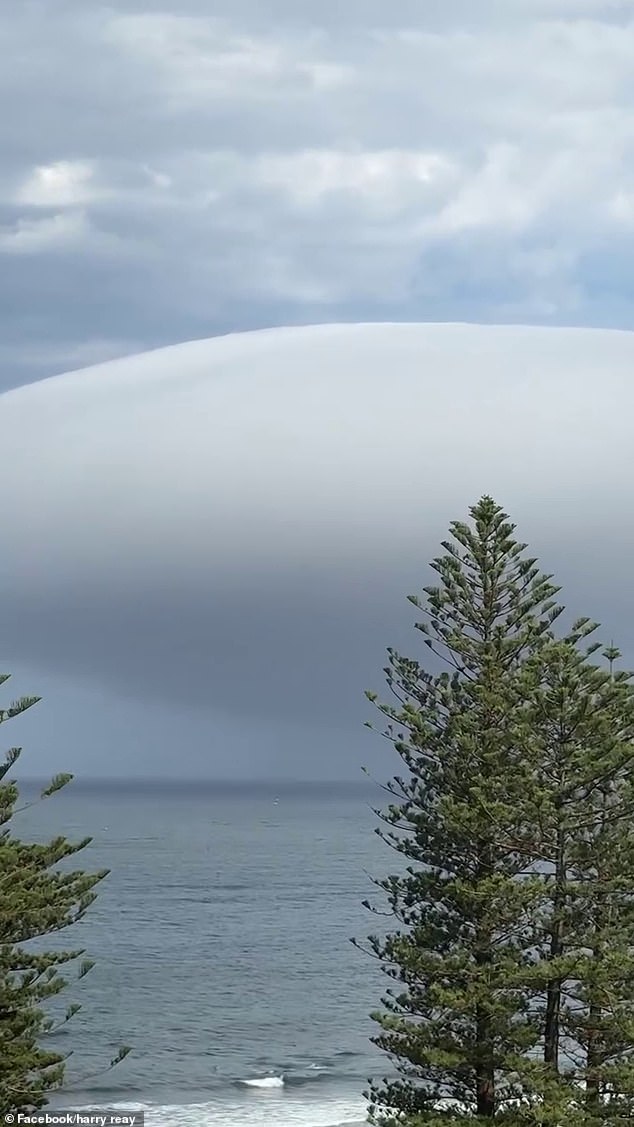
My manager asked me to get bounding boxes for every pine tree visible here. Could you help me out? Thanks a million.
[523,639,634,1124]
[359,496,634,1125]
[0,676,130,1113]
[359,496,566,1124]
[495,633,634,1124]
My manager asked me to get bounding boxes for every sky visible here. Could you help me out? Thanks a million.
[3,1,634,390]
[2,1,634,778]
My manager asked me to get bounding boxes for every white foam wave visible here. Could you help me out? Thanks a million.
[98,1094,368,1126]
[240,1074,285,1088]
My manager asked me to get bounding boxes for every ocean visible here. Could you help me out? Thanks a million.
[13,779,396,1127]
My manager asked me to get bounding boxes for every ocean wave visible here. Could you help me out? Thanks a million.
[238,1074,285,1089]
[79,1094,368,1127]
[234,1062,334,1090]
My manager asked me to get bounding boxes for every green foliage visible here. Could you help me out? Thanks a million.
[360,497,634,1125]
[516,637,634,1124]
[0,681,130,1113]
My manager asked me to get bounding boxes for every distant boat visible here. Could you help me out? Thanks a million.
[273,796,279,805]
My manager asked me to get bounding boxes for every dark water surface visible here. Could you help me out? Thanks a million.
[13,780,395,1127]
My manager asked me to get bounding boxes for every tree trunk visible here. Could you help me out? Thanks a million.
[544,823,565,1071]
[475,992,495,1117]
[475,849,495,1118]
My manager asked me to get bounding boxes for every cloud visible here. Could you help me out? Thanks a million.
[251,150,456,212]
[16,161,98,208]
[0,211,90,254]
[105,13,353,105]
[2,323,634,777]
[2,3,634,384]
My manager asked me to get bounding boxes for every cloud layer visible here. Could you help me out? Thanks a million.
[2,2,634,384]
[2,323,634,775]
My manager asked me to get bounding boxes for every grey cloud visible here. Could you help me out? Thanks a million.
[3,3,634,385]
[1,323,634,780]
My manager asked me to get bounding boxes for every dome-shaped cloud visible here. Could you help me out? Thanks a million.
[1,322,633,739]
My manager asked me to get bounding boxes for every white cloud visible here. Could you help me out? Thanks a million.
[608,190,634,226]
[17,160,97,207]
[252,149,456,212]
[2,2,634,380]
[1,323,634,747]
[428,145,536,235]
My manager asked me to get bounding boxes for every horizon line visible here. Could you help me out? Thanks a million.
[13,775,375,786]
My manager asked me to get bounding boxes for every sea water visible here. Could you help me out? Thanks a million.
[14,780,394,1127]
